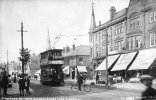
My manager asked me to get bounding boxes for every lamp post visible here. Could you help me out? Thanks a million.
[105,26,109,86]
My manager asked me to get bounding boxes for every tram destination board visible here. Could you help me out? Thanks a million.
[48,60,64,64]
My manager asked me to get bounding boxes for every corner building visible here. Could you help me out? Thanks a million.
[89,0,156,79]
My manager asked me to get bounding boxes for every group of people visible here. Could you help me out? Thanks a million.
[0,70,31,97]
[18,75,31,96]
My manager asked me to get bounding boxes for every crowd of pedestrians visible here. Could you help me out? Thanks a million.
[0,70,31,98]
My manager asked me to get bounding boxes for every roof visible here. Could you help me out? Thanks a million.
[40,49,63,54]
[113,8,127,20]
[63,45,89,57]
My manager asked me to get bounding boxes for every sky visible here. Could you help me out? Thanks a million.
[0,0,129,63]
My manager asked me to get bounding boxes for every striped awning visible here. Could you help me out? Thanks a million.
[111,52,137,71]
[129,48,156,70]
[77,66,87,72]
[95,54,120,70]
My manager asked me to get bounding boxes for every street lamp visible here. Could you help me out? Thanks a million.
[105,26,109,86]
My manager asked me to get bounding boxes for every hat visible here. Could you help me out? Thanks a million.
[140,75,153,82]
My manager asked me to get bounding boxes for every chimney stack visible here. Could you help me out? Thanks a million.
[72,43,75,50]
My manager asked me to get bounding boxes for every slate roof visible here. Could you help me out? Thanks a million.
[63,45,89,57]
[113,8,127,20]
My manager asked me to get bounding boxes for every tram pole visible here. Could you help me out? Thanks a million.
[17,22,27,79]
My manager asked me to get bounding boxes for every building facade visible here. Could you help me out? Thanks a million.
[89,0,156,78]
[63,44,91,79]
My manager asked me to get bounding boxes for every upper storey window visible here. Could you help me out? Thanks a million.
[130,17,140,30]
[115,23,123,34]
[129,12,140,30]
[149,11,156,23]
[150,32,156,47]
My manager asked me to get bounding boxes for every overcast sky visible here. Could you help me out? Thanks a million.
[0,0,129,63]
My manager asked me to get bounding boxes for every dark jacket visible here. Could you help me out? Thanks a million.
[77,75,83,84]
[18,78,25,90]
[96,75,99,80]
[2,75,8,87]
[142,87,156,100]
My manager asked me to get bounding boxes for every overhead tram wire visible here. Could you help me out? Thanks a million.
[51,33,89,49]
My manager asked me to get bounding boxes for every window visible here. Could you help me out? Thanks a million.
[127,36,141,50]
[102,30,106,39]
[90,48,93,57]
[90,34,93,42]
[115,40,123,50]
[150,32,156,47]
[115,23,123,34]
[95,33,98,41]
[130,17,140,29]
[79,58,83,62]
[149,11,156,23]
[102,45,105,56]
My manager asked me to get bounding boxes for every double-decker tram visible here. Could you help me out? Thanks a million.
[40,49,64,86]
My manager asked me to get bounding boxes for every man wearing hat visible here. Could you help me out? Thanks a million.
[2,71,8,96]
[140,75,156,100]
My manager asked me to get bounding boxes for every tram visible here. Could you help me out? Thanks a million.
[40,49,64,86]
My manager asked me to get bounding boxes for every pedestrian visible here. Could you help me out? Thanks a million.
[77,73,83,91]
[2,71,8,96]
[96,73,99,84]
[25,76,31,95]
[0,71,3,98]
[13,74,17,83]
[140,75,156,100]
[18,76,25,96]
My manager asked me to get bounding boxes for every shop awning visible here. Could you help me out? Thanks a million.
[111,52,137,71]
[129,48,156,70]
[77,66,87,72]
[63,66,70,74]
[95,54,120,71]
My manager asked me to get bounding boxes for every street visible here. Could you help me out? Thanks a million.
[3,79,143,100]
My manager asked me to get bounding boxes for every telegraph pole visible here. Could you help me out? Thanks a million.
[6,50,9,74]
[17,22,27,79]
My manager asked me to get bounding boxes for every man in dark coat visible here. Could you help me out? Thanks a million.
[141,75,156,100]
[2,71,8,95]
[77,73,83,91]
[25,76,31,95]
[18,76,25,96]
[0,72,3,97]
[96,74,99,84]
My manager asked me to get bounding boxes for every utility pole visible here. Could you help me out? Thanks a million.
[6,50,9,74]
[17,22,27,79]
[105,26,109,86]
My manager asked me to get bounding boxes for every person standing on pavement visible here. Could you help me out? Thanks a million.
[25,76,31,95]
[13,74,17,83]
[141,75,156,100]
[0,71,3,98]
[2,71,8,96]
[96,73,99,84]
[18,76,25,96]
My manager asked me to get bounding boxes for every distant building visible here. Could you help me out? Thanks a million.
[28,53,40,75]
[63,44,91,79]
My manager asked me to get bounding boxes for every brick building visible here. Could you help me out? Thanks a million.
[89,0,156,79]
